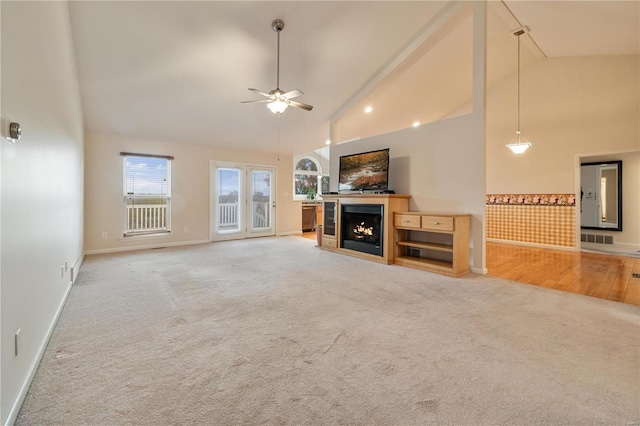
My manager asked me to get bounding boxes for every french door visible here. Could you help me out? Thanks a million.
[210,162,276,241]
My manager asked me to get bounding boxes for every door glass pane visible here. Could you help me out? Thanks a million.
[251,170,271,230]
[218,168,241,233]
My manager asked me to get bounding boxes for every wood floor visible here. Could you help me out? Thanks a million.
[302,232,639,306]
[487,242,640,306]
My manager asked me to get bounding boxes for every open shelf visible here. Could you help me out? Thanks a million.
[393,212,470,277]
[397,240,453,253]
[395,255,453,270]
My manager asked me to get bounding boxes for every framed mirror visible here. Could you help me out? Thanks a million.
[580,160,622,231]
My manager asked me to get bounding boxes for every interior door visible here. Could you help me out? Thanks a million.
[210,162,275,241]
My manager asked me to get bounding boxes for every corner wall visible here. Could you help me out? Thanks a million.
[1,2,85,424]
[330,113,486,272]
[84,133,301,253]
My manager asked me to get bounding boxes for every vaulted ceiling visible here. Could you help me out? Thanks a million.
[68,1,639,156]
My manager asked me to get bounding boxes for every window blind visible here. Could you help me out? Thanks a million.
[122,154,172,236]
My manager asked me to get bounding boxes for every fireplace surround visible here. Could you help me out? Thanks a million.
[321,194,410,265]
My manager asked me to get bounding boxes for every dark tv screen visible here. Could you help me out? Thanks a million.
[338,148,389,191]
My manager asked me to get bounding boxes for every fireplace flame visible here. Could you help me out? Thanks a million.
[353,221,374,239]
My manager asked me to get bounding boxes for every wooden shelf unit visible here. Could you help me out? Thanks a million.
[394,212,471,277]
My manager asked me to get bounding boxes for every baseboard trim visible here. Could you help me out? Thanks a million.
[84,240,210,256]
[487,238,578,252]
[5,277,75,426]
[471,267,488,275]
[581,241,640,256]
[277,231,303,236]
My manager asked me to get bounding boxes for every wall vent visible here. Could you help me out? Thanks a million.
[581,233,613,245]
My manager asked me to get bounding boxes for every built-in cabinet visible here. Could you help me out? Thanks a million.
[394,212,470,277]
[321,199,338,248]
[321,194,410,264]
[319,196,471,277]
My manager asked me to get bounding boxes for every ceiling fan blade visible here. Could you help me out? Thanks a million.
[288,100,313,111]
[282,89,303,99]
[248,88,272,98]
[241,99,271,104]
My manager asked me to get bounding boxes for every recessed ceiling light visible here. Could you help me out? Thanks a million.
[364,106,373,113]
[325,140,331,145]
[412,121,420,128]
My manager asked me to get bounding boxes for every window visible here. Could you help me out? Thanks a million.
[121,153,173,236]
[294,157,322,200]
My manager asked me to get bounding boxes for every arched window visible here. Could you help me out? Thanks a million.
[294,157,321,200]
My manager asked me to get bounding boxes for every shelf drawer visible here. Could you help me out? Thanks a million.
[395,214,421,228]
[421,216,454,232]
[322,237,337,248]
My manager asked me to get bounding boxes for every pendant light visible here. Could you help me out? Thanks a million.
[506,27,532,155]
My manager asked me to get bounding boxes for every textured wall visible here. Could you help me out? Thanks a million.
[486,194,576,247]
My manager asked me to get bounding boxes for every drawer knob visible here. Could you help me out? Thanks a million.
[433,222,441,225]
[403,220,409,223]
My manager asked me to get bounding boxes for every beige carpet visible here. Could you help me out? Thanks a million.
[16,236,640,425]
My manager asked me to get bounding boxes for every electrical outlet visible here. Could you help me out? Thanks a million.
[101,232,108,239]
[183,227,189,233]
[15,329,21,356]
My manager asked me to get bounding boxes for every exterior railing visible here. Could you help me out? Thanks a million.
[219,203,238,227]
[125,204,169,234]
[218,202,270,230]
[124,201,270,234]
[252,201,269,229]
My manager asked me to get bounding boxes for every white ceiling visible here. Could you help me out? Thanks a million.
[68,1,639,156]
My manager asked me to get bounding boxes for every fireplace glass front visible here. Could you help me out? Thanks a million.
[341,204,383,256]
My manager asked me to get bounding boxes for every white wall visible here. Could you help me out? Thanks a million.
[1,2,85,424]
[84,133,301,253]
[486,55,639,249]
[487,55,639,193]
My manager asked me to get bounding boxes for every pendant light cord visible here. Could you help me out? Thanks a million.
[277,113,280,162]
[276,30,280,89]
[517,34,521,135]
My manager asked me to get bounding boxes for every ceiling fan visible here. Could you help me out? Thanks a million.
[242,19,313,114]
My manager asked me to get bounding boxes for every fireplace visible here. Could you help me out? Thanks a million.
[341,204,384,256]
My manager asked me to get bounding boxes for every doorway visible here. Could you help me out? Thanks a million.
[210,162,276,241]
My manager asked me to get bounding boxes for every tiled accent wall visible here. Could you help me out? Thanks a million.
[486,194,576,247]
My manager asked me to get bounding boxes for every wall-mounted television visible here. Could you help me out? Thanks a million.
[338,148,390,192]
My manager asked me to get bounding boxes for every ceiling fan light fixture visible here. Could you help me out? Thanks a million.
[241,19,313,113]
[267,99,288,114]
